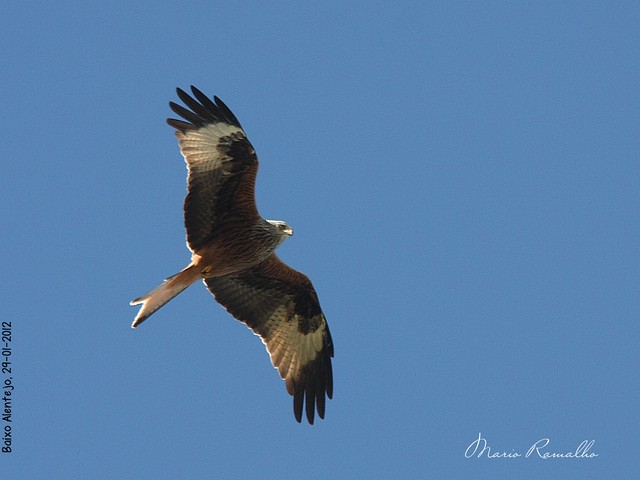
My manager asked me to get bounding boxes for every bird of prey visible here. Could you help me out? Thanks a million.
[130,86,333,424]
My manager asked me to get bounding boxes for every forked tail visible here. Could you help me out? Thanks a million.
[130,264,201,328]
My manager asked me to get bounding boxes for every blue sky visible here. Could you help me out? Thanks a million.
[3,1,638,478]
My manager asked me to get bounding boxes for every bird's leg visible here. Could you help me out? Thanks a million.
[201,265,214,277]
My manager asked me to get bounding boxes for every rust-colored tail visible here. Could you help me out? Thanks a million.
[130,264,201,328]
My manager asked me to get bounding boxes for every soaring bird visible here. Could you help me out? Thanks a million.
[131,86,333,424]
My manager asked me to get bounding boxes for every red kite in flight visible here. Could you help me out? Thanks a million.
[131,86,333,424]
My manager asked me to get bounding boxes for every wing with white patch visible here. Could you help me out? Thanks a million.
[204,254,334,424]
[167,86,260,252]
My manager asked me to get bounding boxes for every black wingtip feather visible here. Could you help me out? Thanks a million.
[294,392,304,423]
[175,87,191,104]
[212,95,243,129]
[305,376,316,424]
[176,88,214,121]
[168,101,204,127]
[167,86,244,131]
[316,368,326,419]
[290,348,334,425]
[166,118,193,131]
[325,355,334,399]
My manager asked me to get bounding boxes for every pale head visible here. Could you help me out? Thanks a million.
[267,220,294,237]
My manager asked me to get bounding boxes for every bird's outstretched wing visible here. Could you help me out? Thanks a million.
[167,86,260,252]
[204,254,334,424]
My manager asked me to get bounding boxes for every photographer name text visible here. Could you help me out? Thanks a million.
[465,432,598,460]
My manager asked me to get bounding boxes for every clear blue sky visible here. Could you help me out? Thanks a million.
[3,1,638,478]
